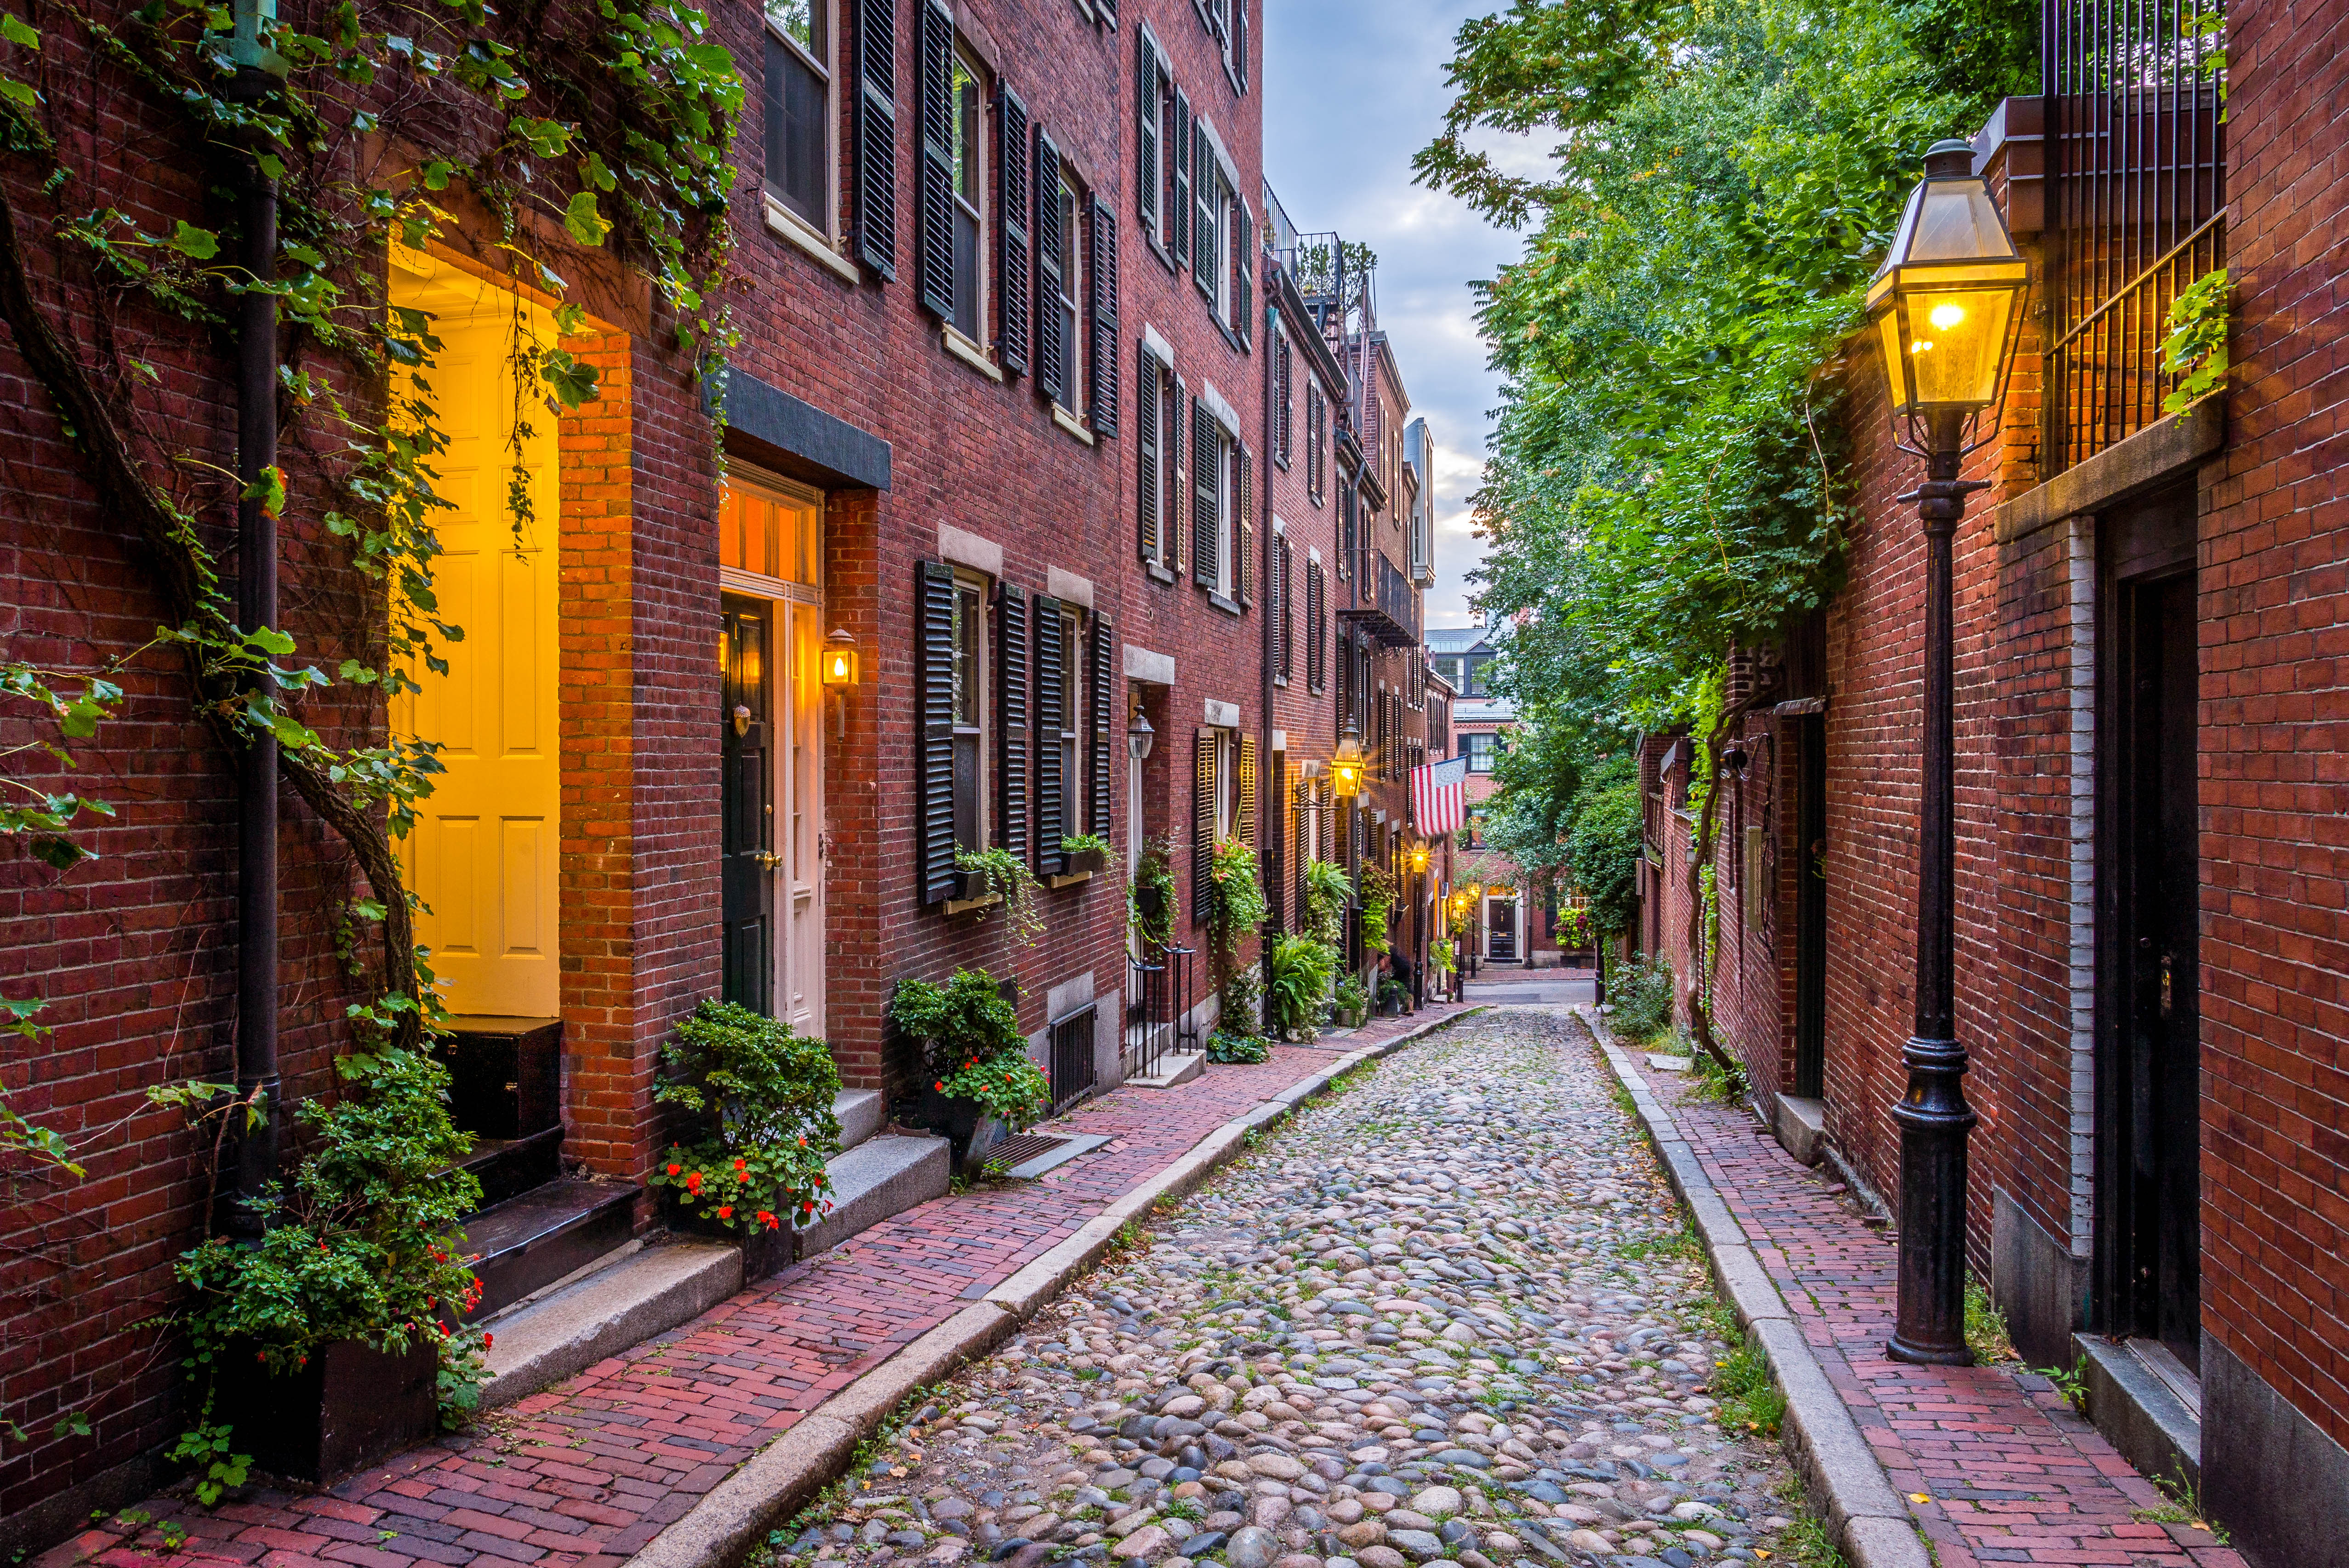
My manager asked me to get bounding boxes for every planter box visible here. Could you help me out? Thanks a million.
[907,1086,1009,1173]
[1064,846,1109,876]
[213,1338,439,1486]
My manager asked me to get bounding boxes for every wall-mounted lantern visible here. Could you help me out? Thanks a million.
[1128,705,1156,763]
[822,628,858,738]
[1332,723,1364,799]
[1409,842,1430,874]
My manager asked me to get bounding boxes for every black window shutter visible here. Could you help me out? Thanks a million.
[1277,340,1292,462]
[1192,729,1215,927]
[1089,200,1119,436]
[1136,351,1160,562]
[917,561,958,903]
[914,0,954,318]
[1136,36,1159,236]
[1191,400,1218,589]
[1277,537,1293,682]
[1232,200,1253,343]
[1233,0,1248,90]
[997,84,1031,376]
[1033,594,1067,874]
[1033,128,1066,404]
[1191,127,1216,281]
[1238,733,1257,848]
[1235,442,1252,604]
[997,585,1031,860]
[1166,373,1185,571]
[1170,90,1191,268]
[1088,614,1113,836]
[854,0,899,279]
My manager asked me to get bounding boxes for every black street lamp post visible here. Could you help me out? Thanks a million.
[1864,139,2028,1365]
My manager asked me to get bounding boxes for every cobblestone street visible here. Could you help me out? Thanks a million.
[768,1008,1800,1568]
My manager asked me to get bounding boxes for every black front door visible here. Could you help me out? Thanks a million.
[721,597,774,1015]
[1793,713,1827,1098]
[1488,900,1517,961]
[2105,568,2201,1368]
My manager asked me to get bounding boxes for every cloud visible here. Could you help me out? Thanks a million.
[1264,0,1526,630]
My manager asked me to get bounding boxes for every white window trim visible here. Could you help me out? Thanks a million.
[942,322,1005,381]
[764,195,861,284]
[764,1,837,239]
[951,45,990,350]
[1053,170,1085,420]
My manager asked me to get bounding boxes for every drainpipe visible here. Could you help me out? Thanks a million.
[226,0,287,1237]
[1260,279,1278,1011]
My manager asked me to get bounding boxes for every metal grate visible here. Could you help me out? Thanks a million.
[1049,1005,1097,1112]
[986,1133,1071,1171]
[2042,0,2227,473]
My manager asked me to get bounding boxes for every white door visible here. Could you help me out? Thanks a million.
[777,598,825,1036]
[393,257,560,1019]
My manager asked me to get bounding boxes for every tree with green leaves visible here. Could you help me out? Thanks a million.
[1420,0,2030,1054]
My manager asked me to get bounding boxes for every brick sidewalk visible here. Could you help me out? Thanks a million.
[43,1005,1465,1568]
[1620,1053,2241,1568]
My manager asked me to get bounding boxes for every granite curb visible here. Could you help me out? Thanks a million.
[1576,1005,1932,1568]
[626,1006,1475,1568]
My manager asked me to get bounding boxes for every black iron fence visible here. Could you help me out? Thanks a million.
[2042,1,2227,472]
[1048,1004,1097,1112]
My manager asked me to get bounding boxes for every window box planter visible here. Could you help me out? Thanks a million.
[1064,845,1109,877]
[212,1337,439,1486]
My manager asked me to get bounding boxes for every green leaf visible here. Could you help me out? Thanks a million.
[562,190,610,246]
[243,464,287,520]
[245,626,296,657]
[538,348,600,409]
[29,835,89,870]
[2,14,41,49]
[169,221,219,260]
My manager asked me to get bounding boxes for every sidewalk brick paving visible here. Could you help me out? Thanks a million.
[44,1005,1466,1568]
[1621,1051,2242,1568]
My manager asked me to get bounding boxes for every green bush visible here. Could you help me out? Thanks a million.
[1333,975,1371,1019]
[1609,952,1675,1041]
[1267,934,1339,1040]
[1218,961,1266,1040]
[889,969,1050,1131]
[1207,1031,1271,1064]
[649,1000,841,1234]
[1302,859,1352,949]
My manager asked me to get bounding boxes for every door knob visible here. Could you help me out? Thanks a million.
[753,850,781,870]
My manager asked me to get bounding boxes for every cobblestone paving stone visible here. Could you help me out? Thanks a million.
[1618,1028,2244,1568]
[36,1007,1467,1568]
[768,1009,1802,1568]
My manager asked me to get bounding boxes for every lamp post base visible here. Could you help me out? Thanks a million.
[1887,1032,1978,1366]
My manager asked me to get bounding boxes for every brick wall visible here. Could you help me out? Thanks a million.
[2196,0,2349,1448]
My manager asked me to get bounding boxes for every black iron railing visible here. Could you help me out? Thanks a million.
[1123,943,1198,1079]
[2042,1,2227,472]
[1048,1004,1097,1112]
[1339,551,1419,648]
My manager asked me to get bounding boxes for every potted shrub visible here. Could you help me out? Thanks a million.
[1377,977,1408,1017]
[648,1000,842,1276]
[952,846,1043,942]
[1059,833,1117,877]
[890,967,1051,1170]
[171,1047,486,1489]
[1332,975,1372,1030]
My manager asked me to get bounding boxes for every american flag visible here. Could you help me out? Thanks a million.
[1411,755,1469,838]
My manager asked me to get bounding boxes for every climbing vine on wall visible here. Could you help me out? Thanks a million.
[0,0,739,1447]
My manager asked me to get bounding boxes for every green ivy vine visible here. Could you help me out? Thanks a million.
[0,0,738,1456]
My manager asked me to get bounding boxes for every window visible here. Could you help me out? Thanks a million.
[1138,350,1180,571]
[951,575,986,847]
[764,0,831,229]
[1048,170,1082,411]
[948,50,984,342]
[1306,382,1326,504]
[1059,604,1084,844]
[1275,334,1293,467]
[1431,654,1462,691]
[1305,558,1325,693]
[1273,532,1293,684]
[721,475,822,589]
[1465,731,1497,773]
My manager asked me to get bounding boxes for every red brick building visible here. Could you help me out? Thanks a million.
[1635,3,2349,1556]
[0,0,1306,1544]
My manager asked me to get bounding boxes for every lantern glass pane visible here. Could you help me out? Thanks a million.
[1909,179,2018,262]
[1897,285,2016,411]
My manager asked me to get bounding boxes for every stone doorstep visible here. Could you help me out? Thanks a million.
[476,1129,948,1409]
[1125,1051,1206,1089]
[2075,1332,2203,1493]
[1579,1005,1933,1568]
[1771,1094,1826,1167]
[623,1007,1479,1568]
[836,1089,886,1151]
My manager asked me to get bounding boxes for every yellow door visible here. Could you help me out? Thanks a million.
[391,253,562,1019]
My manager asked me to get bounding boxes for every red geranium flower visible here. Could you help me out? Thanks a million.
[734,1157,747,1171]
[686,1172,703,1193]
[484,1334,494,1350]
[667,1163,682,1176]
[717,1205,734,1220]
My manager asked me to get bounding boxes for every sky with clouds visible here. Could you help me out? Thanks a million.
[1262,0,1537,630]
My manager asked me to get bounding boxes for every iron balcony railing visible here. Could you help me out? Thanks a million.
[2042,1,2227,472]
[1340,550,1420,648]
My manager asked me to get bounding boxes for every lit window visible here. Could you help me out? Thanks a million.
[721,474,822,589]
